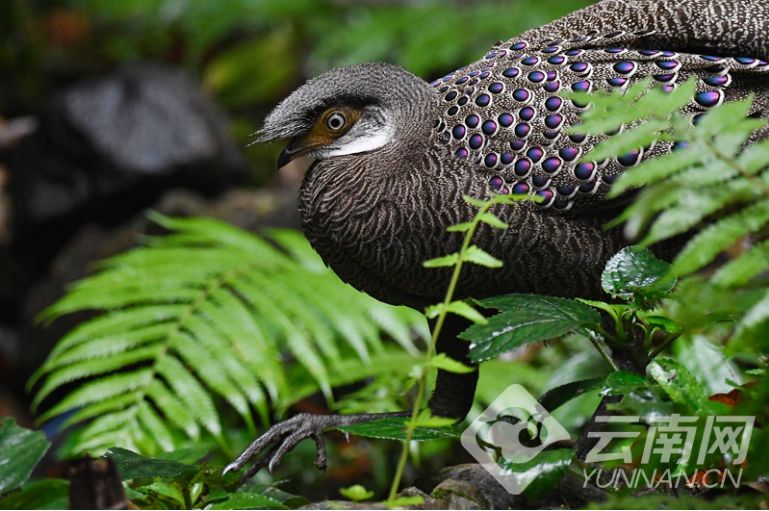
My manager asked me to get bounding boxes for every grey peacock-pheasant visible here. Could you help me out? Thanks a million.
[224,0,769,477]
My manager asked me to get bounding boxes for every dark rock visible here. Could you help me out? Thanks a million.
[420,462,607,509]
[429,464,519,509]
[6,63,248,276]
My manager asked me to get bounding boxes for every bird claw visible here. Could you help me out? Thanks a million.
[222,413,331,481]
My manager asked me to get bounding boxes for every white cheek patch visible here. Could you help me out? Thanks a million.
[325,123,394,157]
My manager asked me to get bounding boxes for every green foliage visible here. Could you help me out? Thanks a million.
[601,246,675,302]
[60,0,592,77]
[0,479,69,510]
[339,417,461,442]
[571,78,769,363]
[339,484,375,502]
[30,216,426,458]
[10,30,769,506]
[499,449,573,503]
[387,193,530,500]
[462,295,602,362]
[574,81,769,282]
[0,419,65,510]
[0,418,51,496]
[453,82,769,504]
[108,446,308,509]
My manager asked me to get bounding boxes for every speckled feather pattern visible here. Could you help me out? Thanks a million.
[433,41,769,210]
[294,0,769,309]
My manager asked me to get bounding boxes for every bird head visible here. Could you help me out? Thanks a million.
[256,62,436,170]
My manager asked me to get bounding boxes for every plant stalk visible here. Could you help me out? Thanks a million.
[387,198,501,501]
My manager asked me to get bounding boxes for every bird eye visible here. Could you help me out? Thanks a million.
[325,111,347,131]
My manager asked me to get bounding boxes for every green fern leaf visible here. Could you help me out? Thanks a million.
[672,200,769,276]
[31,218,425,457]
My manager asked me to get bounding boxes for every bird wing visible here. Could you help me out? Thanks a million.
[516,0,769,62]
[431,0,769,213]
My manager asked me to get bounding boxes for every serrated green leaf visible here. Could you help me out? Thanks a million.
[423,253,459,268]
[462,195,487,207]
[146,380,200,440]
[156,357,221,437]
[137,402,175,452]
[425,353,475,374]
[609,146,703,196]
[338,417,461,440]
[413,409,457,428]
[695,97,754,138]
[586,118,669,163]
[477,212,508,229]
[733,289,769,345]
[673,335,741,395]
[209,492,288,510]
[712,239,769,287]
[462,295,602,362]
[672,199,769,275]
[463,245,503,268]
[449,300,488,324]
[33,217,424,457]
[39,369,153,424]
[601,246,674,301]
[646,358,720,414]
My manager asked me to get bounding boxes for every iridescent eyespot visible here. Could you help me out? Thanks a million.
[325,111,347,131]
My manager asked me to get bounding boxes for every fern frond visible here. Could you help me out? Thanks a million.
[32,217,427,457]
[576,89,769,278]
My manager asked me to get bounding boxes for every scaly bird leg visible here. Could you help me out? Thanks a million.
[224,316,477,480]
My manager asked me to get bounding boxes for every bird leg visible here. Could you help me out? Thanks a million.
[223,315,477,480]
[222,411,409,481]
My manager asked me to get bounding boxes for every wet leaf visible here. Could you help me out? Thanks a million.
[646,358,723,414]
[539,377,605,412]
[462,295,601,362]
[0,418,50,495]
[497,448,573,501]
[601,246,674,302]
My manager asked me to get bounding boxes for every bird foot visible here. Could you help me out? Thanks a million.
[223,412,403,482]
[222,413,330,482]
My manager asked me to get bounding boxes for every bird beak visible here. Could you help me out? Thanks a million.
[277,138,304,169]
[277,137,318,174]
[277,136,323,169]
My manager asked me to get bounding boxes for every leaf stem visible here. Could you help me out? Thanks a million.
[587,331,621,372]
[387,197,505,501]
